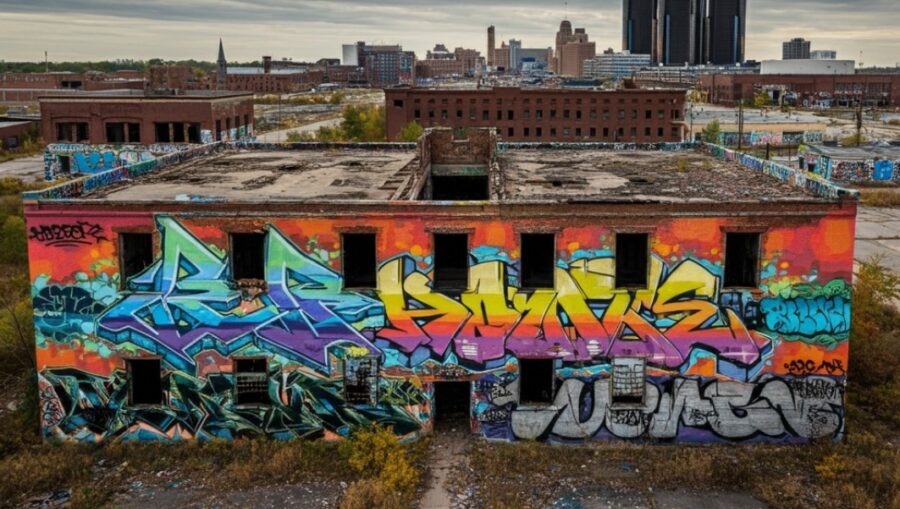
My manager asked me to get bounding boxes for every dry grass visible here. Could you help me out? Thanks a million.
[859,188,900,207]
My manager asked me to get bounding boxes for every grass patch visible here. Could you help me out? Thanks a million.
[859,188,900,207]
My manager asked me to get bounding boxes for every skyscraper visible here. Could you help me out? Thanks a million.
[622,0,657,58]
[216,39,227,91]
[656,0,706,65]
[488,26,496,67]
[706,0,746,65]
[783,38,811,60]
[555,20,573,74]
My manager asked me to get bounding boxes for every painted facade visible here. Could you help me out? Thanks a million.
[26,137,855,445]
[799,145,900,184]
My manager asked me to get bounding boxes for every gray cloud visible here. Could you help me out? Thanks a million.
[0,0,897,66]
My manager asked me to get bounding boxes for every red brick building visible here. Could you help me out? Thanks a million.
[698,73,900,107]
[0,71,144,102]
[385,87,686,142]
[39,90,254,145]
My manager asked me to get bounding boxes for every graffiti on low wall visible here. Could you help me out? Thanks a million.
[43,143,198,180]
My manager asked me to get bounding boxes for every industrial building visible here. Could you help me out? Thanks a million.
[384,87,687,142]
[25,128,855,444]
[698,73,900,107]
[799,143,900,183]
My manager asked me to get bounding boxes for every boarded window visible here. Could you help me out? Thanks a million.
[120,233,153,283]
[611,357,645,405]
[231,232,266,280]
[234,357,269,405]
[433,233,468,289]
[342,233,376,288]
[616,233,648,288]
[128,358,162,405]
[519,358,554,404]
[344,356,379,405]
[521,233,555,289]
[724,232,760,287]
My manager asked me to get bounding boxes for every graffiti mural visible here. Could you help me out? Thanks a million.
[30,211,852,444]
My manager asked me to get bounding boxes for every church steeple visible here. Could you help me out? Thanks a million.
[216,39,227,91]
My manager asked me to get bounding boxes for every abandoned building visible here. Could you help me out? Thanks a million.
[799,143,900,183]
[38,89,254,178]
[25,128,855,444]
[384,87,687,143]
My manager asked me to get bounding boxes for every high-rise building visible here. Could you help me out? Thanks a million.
[555,20,574,74]
[783,38,811,60]
[584,50,652,79]
[706,0,746,65]
[623,0,657,58]
[556,22,596,76]
[656,0,705,65]
[487,26,496,67]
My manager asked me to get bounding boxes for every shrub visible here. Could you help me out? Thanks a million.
[338,425,421,508]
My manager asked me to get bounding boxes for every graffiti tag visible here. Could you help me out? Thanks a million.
[28,222,107,247]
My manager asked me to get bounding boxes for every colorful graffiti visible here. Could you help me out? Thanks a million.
[797,146,900,184]
[30,210,852,443]
[43,143,197,180]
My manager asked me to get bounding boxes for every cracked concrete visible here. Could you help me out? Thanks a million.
[855,205,900,274]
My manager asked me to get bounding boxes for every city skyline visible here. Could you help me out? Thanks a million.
[0,0,898,66]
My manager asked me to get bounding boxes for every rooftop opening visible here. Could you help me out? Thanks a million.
[342,233,377,288]
[428,165,489,201]
[611,357,645,405]
[230,232,266,281]
[233,357,269,405]
[616,233,648,288]
[521,233,555,289]
[724,232,760,288]
[433,233,468,290]
[519,358,554,405]
[127,358,162,405]
[119,232,153,286]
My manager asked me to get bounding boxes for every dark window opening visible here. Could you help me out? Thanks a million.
[433,233,468,289]
[172,122,185,143]
[616,233,648,288]
[106,122,126,143]
[231,232,266,280]
[56,123,71,142]
[611,357,645,405]
[215,120,222,141]
[187,123,201,143]
[154,122,171,143]
[128,123,141,143]
[234,358,269,405]
[76,123,89,142]
[128,358,162,405]
[120,233,153,284]
[724,233,760,287]
[393,99,404,107]
[519,358,554,404]
[521,233,555,289]
[433,381,470,426]
[344,356,378,405]
[58,156,71,174]
[342,233,377,288]
[431,175,489,201]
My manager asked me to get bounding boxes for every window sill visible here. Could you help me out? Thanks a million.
[516,402,558,409]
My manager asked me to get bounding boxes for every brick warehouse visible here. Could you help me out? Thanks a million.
[39,90,254,146]
[385,87,687,142]
[698,73,900,107]
[25,129,855,444]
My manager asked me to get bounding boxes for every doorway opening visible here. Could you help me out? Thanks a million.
[433,381,470,430]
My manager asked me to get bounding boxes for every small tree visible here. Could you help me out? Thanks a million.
[397,121,424,142]
[753,91,771,108]
[701,119,721,144]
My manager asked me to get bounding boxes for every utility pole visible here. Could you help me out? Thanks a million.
[44,51,48,73]
[856,99,863,147]
[737,100,745,151]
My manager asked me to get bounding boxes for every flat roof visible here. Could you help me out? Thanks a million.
[38,89,253,100]
[77,145,822,204]
[501,149,815,202]
[806,143,900,160]
[90,148,419,202]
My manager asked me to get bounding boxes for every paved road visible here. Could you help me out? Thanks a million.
[856,205,900,274]
[256,117,343,143]
[0,154,43,181]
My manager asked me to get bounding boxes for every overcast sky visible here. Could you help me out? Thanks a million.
[0,0,898,66]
